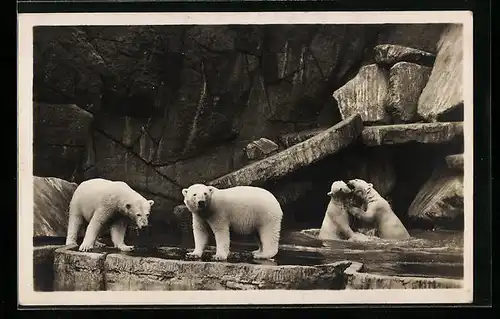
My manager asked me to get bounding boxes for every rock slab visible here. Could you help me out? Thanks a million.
[33,176,78,237]
[374,44,436,67]
[33,245,64,291]
[407,166,464,229]
[209,114,364,188]
[445,154,464,171]
[361,122,463,146]
[333,64,389,125]
[386,62,432,123]
[417,24,464,122]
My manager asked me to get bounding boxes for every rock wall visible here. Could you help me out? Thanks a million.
[33,23,461,234]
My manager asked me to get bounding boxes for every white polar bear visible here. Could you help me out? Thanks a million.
[182,183,283,261]
[318,181,369,242]
[65,178,154,252]
[346,178,410,240]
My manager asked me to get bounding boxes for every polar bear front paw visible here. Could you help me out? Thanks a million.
[348,233,370,242]
[117,245,134,252]
[252,252,275,260]
[79,242,94,252]
[95,240,107,248]
[186,251,203,259]
[212,253,228,261]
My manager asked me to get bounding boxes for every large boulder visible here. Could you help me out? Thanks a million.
[417,24,464,122]
[385,62,432,123]
[33,103,93,181]
[245,138,279,161]
[332,64,390,125]
[33,176,78,237]
[407,165,464,229]
[374,44,436,67]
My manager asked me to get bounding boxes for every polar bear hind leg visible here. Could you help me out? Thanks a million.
[254,222,281,259]
[66,204,83,246]
[110,218,133,252]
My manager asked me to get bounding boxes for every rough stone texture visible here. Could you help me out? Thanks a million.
[445,154,464,171]
[417,24,464,122]
[278,128,326,148]
[386,62,432,123]
[332,64,389,125]
[375,24,447,54]
[344,262,463,289]
[33,245,63,291]
[245,138,279,161]
[374,44,436,67]
[33,176,78,237]
[33,103,93,181]
[52,245,350,291]
[53,246,107,291]
[361,122,463,146]
[209,115,364,188]
[407,166,464,230]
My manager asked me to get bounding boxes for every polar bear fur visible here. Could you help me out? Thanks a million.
[182,183,283,261]
[346,178,410,240]
[318,181,369,242]
[65,178,154,252]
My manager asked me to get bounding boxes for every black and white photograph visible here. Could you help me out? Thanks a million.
[18,11,474,305]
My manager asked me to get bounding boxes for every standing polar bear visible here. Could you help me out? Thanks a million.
[65,178,155,252]
[182,184,283,261]
[318,180,369,242]
[346,178,410,240]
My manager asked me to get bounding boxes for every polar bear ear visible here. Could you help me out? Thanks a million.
[182,188,188,197]
[368,183,373,188]
[148,200,154,207]
[208,186,216,193]
[327,191,333,196]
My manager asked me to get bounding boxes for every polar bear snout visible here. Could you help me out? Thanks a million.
[197,199,207,209]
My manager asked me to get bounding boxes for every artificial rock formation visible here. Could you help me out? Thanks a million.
[33,103,93,181]
[417,24,464,122]
[386,62,432,123]
[33,176,78,237]
[407,165,464,229]
[332,64,389,125]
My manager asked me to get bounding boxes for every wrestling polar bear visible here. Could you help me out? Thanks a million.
[318,180,369,242]
[65,178,155,252]
[346,178,410,240]
[182,183,283,261]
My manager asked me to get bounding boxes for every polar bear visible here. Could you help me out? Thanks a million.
[318,181,369,242]
[65,178,155,252]
[346,178,410,240]
[182,183,283,261]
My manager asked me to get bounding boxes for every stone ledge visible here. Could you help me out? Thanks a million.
[445,154,464,171]
[344,261,463,289]
[361,122,463,146]
[52,245,352,291]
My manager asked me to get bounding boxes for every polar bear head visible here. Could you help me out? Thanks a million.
[327,180,352,198]
[346,178,373,198]
[124,197,155,230]
[182,183,217,217]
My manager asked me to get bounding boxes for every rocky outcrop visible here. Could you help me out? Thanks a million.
[362,122,463,146]
[33,176,78,237]
[344,262,463,289]
[33,103,93,181]
[374,44,436,67]
[53,245,351,291]
[245,138,279,161]
[445,153,464,171]
[332,64,389,125]
[417,24,464,122]
[210,115,364,188]
[386,62,432,123]
[407,165,464,229]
